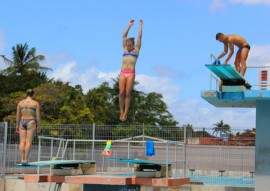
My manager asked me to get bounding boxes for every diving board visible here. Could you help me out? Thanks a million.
[15,160,96,175]
[109,158,171,165]
[15,159,96,167]
[110,158,172,178]
[206,64,252,89]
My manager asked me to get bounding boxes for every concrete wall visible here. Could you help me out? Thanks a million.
[3,177,81,191]
[2,178,255,191]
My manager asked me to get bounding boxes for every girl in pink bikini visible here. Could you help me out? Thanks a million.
[119,19,143,121]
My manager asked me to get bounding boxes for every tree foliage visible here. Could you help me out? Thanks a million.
[0,43,50,76]
[212,120,231,137]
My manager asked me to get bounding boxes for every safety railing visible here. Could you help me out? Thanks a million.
[60,138,186,178]
[37,136,67,161]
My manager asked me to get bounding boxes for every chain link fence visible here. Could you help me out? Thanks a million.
[1,123,255,179]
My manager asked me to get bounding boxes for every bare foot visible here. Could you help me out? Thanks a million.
[121,113,127,122]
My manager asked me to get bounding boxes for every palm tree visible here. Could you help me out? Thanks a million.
[212,120,231,137]
[0,43,51,76]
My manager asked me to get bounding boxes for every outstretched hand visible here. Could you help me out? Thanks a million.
[129,20,134,26]
[140,19,143,25]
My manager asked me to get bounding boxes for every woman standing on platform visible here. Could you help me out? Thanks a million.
[16,89,40,165]
[119,19,143,121]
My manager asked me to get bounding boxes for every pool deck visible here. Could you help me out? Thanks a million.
[23,174,190,187]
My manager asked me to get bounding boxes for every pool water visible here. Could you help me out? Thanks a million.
[185,174,254,187]
[99,172,255,187]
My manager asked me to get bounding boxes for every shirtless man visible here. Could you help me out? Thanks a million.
[119,19,143,121]
[16,89,40,165]
[216,33,250,76]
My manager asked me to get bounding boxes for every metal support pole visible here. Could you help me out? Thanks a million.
[91,123,95,160]
[3,122,8,176]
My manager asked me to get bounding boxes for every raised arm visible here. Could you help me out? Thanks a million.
[135,19,143,52]
[122,20,134,49]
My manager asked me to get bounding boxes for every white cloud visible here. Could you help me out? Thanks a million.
[169,99,256,129]
[49,61,119,93]
[209,0,270,11]
[136,74,181,104]
[248,44,270,66]
[229,0,270,5]
[49,61,181,102]
[0,30,6,70]
[50,61,78,82]
[209,0,226,12]
[0,30,5,53]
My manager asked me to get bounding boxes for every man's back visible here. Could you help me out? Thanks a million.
[227,34,248,48]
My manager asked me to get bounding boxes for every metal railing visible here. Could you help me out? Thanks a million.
[36,135,186,179]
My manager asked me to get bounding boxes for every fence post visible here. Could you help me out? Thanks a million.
[37,136,41,174]
[3,122,8,176]
[91,123,95,160]
[183,125,187,176]
[143,123,145,147]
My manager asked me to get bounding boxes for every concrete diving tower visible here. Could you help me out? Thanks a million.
[201,64,270,191]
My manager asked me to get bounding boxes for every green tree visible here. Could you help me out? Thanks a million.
[212,120,231,137]
[34,82,67,123]
[239,128,256,137]
[193,128,212,138]
[0,43,51,76]
[85,82,118,124]
[0,91,24,123]
[58,83,94,124]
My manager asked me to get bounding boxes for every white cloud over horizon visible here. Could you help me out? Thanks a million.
[209,0,226,12]
[229,0,270,5]
[0,30,6,70]
[210,0,270,11]
[248,44,270,66]
[169,98,256,128]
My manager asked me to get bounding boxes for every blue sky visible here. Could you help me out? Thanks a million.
[1,0,270,129]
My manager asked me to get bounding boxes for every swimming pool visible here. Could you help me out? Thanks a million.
[184,174,254,187]
[99,172,254,187]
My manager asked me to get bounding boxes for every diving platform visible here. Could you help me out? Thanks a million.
[202,63,270,191]
[202,64,270,108]
[201,90,270,108]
